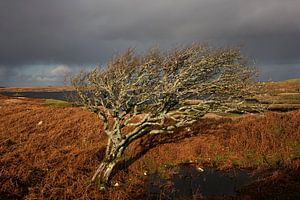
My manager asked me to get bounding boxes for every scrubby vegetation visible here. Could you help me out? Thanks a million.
[257,78,300,112]
[0,50,299,199]
[71,44,261,186]
[0,95,299,199]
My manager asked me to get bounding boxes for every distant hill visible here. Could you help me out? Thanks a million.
[264,78,300,93]
[0,86,74,92]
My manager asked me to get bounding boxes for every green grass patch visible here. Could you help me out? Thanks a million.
[43,99,73,108]
[231,159,241,168]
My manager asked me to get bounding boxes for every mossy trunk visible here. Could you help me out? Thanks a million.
[92,160,118,188]
[92,142,126,188]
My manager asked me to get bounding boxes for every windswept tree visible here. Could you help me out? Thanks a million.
[71,43,261,187]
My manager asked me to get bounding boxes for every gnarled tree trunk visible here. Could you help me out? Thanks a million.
[91,138,126,186]
[71,44,263,189]
[92,159,118,186]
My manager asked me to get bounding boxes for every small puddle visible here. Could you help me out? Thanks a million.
[145,164,262,199]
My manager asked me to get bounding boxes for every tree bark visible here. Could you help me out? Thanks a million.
[91,140,125,187]
[92,160,117,186]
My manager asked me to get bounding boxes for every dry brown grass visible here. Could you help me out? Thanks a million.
[0,97,106,199]
[0,96,299,199]
[126,111,300,172]
[257,79,300,112]
[264,78,300,93]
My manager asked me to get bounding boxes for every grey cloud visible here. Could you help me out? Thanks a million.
[0,64,80,87]
[0,66,15,86]
[0,0,300,85]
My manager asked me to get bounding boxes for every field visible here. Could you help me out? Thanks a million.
[260,79,300,111]
[0,86,74,92]
[0,80,300,199]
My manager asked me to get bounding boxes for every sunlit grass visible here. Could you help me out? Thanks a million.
[43,99,73,108]
[265,78,300,85]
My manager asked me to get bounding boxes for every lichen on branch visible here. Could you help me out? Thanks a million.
[71,43,262,186]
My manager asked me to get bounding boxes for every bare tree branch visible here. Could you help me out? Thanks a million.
[71,43,262,187]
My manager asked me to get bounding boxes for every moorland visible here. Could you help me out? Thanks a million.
[0,79,300,199]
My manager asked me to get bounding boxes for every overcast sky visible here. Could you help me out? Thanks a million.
[1,0,300,86]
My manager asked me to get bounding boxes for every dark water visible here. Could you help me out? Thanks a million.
[0,91,76,101]
[145,165,262,199]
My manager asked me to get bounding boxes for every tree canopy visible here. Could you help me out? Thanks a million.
[71,43,261,187]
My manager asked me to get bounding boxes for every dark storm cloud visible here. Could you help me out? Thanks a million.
[0,0,300,85]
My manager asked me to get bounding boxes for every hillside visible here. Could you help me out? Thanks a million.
[0,94,299,199]
[0,86,74,92]
[258,78,300,111]
[1,79,300,112]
